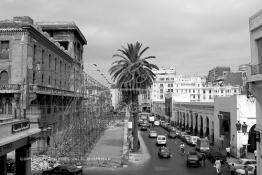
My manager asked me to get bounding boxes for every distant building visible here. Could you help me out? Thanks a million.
[207,66,231,85]
[110,84,122,110]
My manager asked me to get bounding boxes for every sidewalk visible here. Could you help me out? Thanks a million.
[84,120,124,168]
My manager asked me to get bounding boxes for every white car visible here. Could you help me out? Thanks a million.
[235,164,256,175]
[154,120,160,126]
[149,130,157,138]
[228,159,257,170]
[156,135,167,145]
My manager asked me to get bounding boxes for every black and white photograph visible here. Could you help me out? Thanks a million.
[0,0,261,175]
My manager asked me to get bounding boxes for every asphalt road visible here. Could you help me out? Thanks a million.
[84,126,230,175]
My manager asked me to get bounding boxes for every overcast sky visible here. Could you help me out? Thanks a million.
[1,0,262,86]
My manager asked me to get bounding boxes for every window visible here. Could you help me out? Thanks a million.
[221,90,224,93]
[166,78,169,80]
[160,84,163,87]
[41,50,45,64]
[160,78,164,81]
[209,90,212,93]
[209,95,212,99]
[160,89,163,93]
[0,71,8,85]
[160,95,163,99]
[170,89,173,92]
[203,90,206,94]
[0,41,9,59]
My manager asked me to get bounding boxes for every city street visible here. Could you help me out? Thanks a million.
[84,126,230,175]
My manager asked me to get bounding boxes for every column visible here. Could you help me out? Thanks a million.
[192,113,196,135]
[0,154,7,175]
[15,144,31,175]
[203,116,207,137]
[197,115,201,137]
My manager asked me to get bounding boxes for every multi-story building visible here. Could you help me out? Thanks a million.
[151,68,241,103]
[248,9,262,175]
[0,16,87,175]
[207,66,231,85]
[110,84,122,110]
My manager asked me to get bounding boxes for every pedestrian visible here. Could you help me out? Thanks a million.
[230,163,235,175]
[244,165,248,175]
[254,166,257,175]
[254,150,257,160]
[214,158,221,175]
[226,146,230,158]
[201,153,206,167]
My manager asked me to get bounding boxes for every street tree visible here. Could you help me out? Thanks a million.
[109,42,158,151]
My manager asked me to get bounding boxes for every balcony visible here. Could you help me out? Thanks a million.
[251,63,262,75]
[29,84,76,97]
[0,84,21,93]
[248,63,262,82]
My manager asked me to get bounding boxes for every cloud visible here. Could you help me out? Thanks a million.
[1,0,262,86]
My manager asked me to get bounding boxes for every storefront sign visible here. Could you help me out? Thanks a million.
[12,120,30,133]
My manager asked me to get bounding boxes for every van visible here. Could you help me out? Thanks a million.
[156,135,167,146]
[188,136,200,146]
[196,138,209,153]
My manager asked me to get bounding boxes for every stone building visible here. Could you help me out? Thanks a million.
[0,16,87,175]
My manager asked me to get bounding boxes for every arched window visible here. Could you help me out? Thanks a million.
[0,71,8,85]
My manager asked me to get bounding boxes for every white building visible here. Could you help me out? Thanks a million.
[248,9,262,175]
[151,68,241,103]
[110,88,122,110]
[214,95,256,158]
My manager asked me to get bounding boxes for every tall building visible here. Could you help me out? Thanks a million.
[248,9,262,175]
[151,68,241,103]
[207,66,231,85]
[0,16,87,174]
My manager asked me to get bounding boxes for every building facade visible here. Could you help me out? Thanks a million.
[248,9,262,175]
[0,16,87,175]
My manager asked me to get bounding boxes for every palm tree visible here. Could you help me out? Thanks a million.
[109,42,159,151]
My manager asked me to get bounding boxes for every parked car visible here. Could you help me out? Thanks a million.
[160,121,166,127]
[149,130,157,138]
[178,132,186,139]
[42,165,83,175]
[195,138,210,154]
[154,120,160,126]
[168,131,177,139]
[186,151,201,167]
[183,135,191,144]
[227,159,257,171]
[206,146,227,163]
[158,146,171,158]
[188,136,200,146]
[156,135,167,146]
[141,120,150,127]
[141,125,148,131]
[138,119,144,126]
[235,164,257,175]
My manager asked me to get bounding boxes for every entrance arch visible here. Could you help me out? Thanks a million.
[248,124,257,152]
[0,71,8,85]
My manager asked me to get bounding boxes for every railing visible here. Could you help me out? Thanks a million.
[251,63,262,75]
[29,85,75,96]
[0,84,21,91]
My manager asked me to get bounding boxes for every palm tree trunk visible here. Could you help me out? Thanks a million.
[131,92,139,152]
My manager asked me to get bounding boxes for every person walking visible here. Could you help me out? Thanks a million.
[214,158,222,175]
[201,153,206,167]
[244,165,248,175]
[254,150,257,160]
[230,163,235,175]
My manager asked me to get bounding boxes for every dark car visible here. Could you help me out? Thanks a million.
[42,165,83,175]
[141,125,148,131]
[206,146,227,163]
[183,135,191,144]
[158,146,171,158]
[168,131,177,139]
[186,151,201,167]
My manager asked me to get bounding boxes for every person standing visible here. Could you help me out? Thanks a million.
[226,146,230,158]
[201,153,206,167]
[215,158,221,175]
[230,163,235,175]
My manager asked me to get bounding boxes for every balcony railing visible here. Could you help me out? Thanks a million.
[29,84,76,97]
[251,63,262,75]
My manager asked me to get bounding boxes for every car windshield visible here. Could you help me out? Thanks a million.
[151,131,156,134]
[235,159,244,164]
[158,137,166,140]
